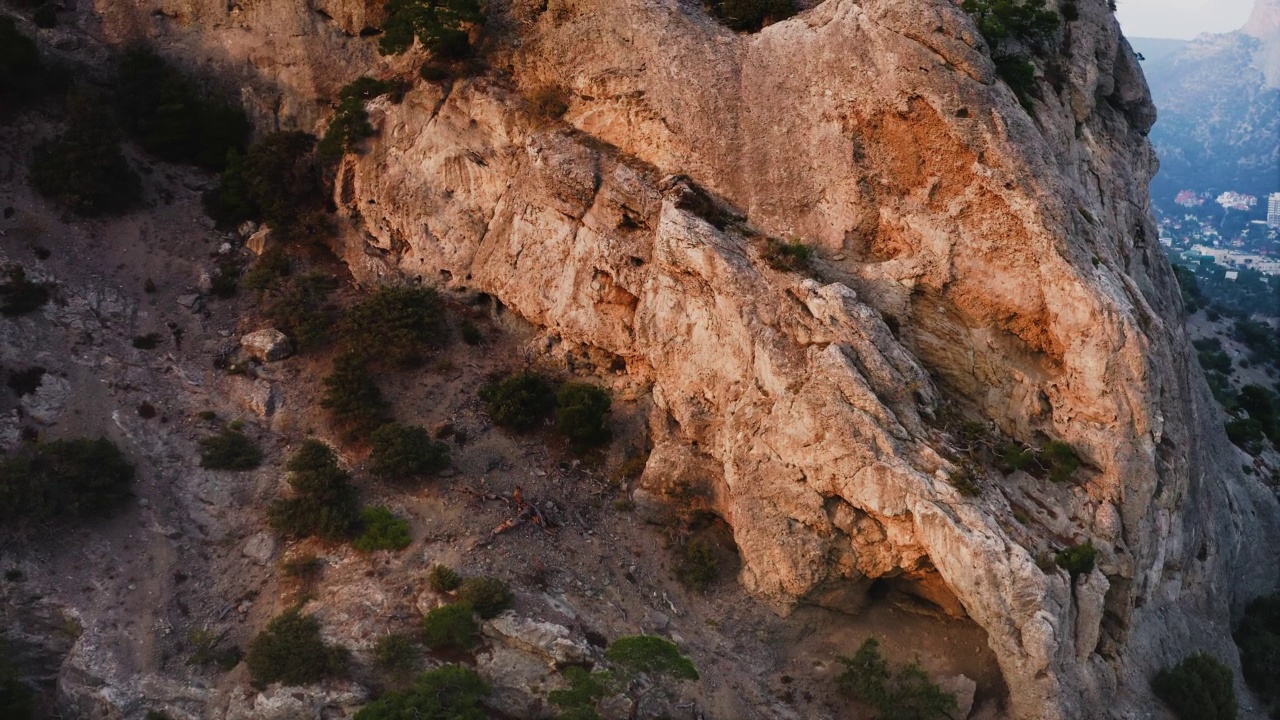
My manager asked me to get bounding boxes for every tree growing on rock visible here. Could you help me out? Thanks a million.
[353,664,489,719]
[377,0,485,59]
[551,635,699,719]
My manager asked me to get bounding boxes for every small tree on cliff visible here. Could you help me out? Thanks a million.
[378,0,485,59]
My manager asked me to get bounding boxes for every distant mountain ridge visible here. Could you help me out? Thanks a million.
[1139,0,1280,206]
[1129,37,1187,64]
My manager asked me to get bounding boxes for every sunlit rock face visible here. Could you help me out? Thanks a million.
[71,0,1280,717]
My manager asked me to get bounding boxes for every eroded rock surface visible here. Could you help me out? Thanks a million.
[10,0,1280,718]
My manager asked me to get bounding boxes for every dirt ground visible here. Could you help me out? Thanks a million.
[0,102,1006,720]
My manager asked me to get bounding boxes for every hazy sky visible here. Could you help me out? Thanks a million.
[1116,0,1255,39]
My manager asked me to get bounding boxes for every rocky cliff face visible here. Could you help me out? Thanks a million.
[52,0,1280,717]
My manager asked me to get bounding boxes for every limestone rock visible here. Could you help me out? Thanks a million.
[937,674,978,719]
[239,329,292,362]
[475,644,558,719]
[59,0,1280,718]
[228,376,278,417]
[246,225,272,255]
[221,683,368,720]
[241,532,277,565]
[484,613,591,666]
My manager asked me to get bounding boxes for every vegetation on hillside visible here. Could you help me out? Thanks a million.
[198,424,264,470]
[369,423,451,481]
[961,0,1061,112]
[353,665,489,720]
[480,372,555,431]
[705,0,797,32]
[1235,594,1280,716]
[246,608,346,687]
[552,635,699,719]
[321,352,392,443]
[115,47,249,171]
[0,437,134,523]
[202,131,328,240]
[30,87,142,216]
[835,638,957,720]
[319,77,406,160]
[1151,653,1237,720]
[339,286,447,368]
[352,506,412,552]
[378,0,486,59]
[267,439,361,541]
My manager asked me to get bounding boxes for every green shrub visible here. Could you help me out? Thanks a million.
[353,506,412,552]
[419,63,451,81]
[0,437,134,523]
[0,265,49,317]
[835,638,957,720]
[246,608,345,687]
[676,539,719,592]
[1054,541,1098,579]
[370,423,451,481]
[266,273,338,352]
[459,319,482,345]
[429,564,461,593]
[606,635,699,682]
[202,131,327,240]
[548,665,610,720]
[242,247,291,291]
[1151,653,1237,720]
[1043,440,1080,483]
[199,425,263,470]
[961,0,1060,47]
[318,77,405,160]
[706,0,797,32]
[1235,594,1280,708]
[374,632,419,672]
[555,382,612,450]
[30,88,142,217]
[115,47,249,170]
[762,238,813,272]
[421,603,480,652]
[960,0,1060,113]
[339,286,447,368]
[457,576,513,619]
[378,0,486,59]
[480,372,555,431]
[353,665,489,720]
[558,636,698,719]
[321,353,391,443]
[267,439,361,541]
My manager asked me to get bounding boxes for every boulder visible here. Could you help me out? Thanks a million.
[246,225,272,255]
[240,329,292,362]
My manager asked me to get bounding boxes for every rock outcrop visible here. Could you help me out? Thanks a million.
[35,0,1280,717]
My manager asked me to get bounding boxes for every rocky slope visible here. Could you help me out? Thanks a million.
[9,0,1280,718]
[1138,0,1280,204]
